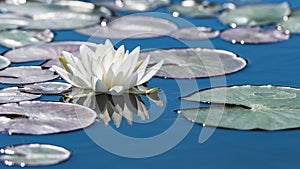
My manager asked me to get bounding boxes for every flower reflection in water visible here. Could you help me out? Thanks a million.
[62,86,163,128]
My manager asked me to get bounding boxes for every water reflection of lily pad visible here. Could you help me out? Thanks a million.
[0,101,97,135]
[4,41,97,63]
[0,56,10,70]
[140,48,247,79]
[170,27,220,40]
[167,2,222,18]
[0,144,71,167]
[180,85,300,130]
[0,14,30,31]
[0,1,111,30]
[66,87,163,128]
[88,0,170,12]
[0,66,58,84]
[19,82,72,95]
[218,2,291,26]
[0,87,40,104]
[75,15,178,39]
[279,9,300,34]
[220,27,290,44]
[0,29,53,48]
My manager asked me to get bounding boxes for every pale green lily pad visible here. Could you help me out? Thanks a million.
[0,66,58,84]
[140,48,247,78]
[279,9,300,34]
[0,101,97,135]
[0,144,71,167]
[218,2,291,26]
[0,29,53,48]
[0,1,111,30]
[0,87,40,104]
[167,2,223,18]
[0,55,10,70]
[88,0,170,12]
[0,14,30,31]
[19,82,72,95]
[180,85,300,130]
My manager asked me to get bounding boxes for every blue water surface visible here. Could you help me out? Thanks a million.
[1,0,300,168]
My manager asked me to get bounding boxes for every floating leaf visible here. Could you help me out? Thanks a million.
[170,27,220,40]
[0,29,53,48]
[139,48,247,78]
[279,9,300,34]
[76,15,178,39]
[218,2,291,26]
[19,82,72,95]
[0,1,111,30]
[0,144,71,167]
[0,14,30,31]
[0,101,97,135]
[88,0,170,12]
[167,2,223,18]
[180,85,300,130]
[0,66,58,84]
[0,87,40,104]
[4,41,97,63]
[0,55,10,70]
[220,27,289,44]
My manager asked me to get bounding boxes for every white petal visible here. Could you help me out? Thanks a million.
[52,66,81,88]
[91,76,108,92]
[137,60,163,85]
[108,86,124,95]
[80,45,95,75]
[123,72,138,90]
[136,55,150,82]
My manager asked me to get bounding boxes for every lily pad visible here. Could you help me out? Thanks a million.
[0,55,10,70]
[0,14,30,31]
[218,2,291,26]
[0,101,97,135]
[0,1,111,30]
[167,2,223,18]
[75,15,178,39]
[279,9,300,34]
[0,144,71,167]
[170,27,220,40]
[88,0,170,12]
[139,48,247,78]
[0,29,53,48]
[4,41,97,63]
[0,87,40,104]
[180,85,300,130]
[220,27,290,44]
[0,66,58,84]
[19,82,72,95]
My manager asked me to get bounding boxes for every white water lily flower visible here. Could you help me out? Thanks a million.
[52,40,163,95]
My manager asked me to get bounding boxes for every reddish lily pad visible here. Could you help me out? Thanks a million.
[0,101,97,135]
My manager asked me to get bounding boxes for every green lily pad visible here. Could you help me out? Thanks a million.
[140,48,247,79]
[279,9,300,34]
[0,14,30,31]
[167,2,223,18]
[218,2,291,26]
[0,66,58,84]
[180,85,300,130]
[0,29,53,48]
[0,56,10,70]
[88,0,170,12]
[75,15,178,39]
[0,1,111,30]
[0,144,71,167]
